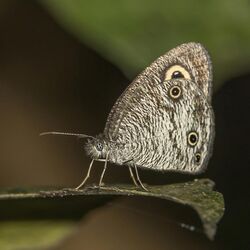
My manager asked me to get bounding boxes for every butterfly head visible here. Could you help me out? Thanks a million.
[84,135,110,160]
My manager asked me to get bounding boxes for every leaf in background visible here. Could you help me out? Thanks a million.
[0,220,74,250]
[40,0,250,89]
[0,179,224,241]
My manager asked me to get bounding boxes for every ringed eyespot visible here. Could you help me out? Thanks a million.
[169,85,182,99]
[188,131,199,146]
[96,142,103,151]
[195,153,201,164]
[165,65,191,81]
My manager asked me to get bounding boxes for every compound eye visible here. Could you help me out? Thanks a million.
[96,142,103,151]
[187,131,199,147]
[168,85,182,100]
[165,65,191,80]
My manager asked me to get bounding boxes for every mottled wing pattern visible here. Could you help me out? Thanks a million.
[104,43,214,173]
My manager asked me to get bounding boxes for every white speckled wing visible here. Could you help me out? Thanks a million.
[104,43,214,173]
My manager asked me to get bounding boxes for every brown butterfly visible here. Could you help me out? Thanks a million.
[41,42,215,191]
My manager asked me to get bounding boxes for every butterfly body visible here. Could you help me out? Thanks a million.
[84,42,214,174]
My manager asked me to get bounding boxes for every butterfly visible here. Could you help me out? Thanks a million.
[41,42,215,191]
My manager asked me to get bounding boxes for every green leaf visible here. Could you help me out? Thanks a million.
[0,220,74,250]
[0,178,224,242]
[40,0,250,89]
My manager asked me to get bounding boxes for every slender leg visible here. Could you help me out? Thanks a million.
[134,165,148,191]
[129,166,139,186]
[98,153,109,186]
[75,158,95,190]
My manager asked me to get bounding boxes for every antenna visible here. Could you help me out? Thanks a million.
[39,131,94,139]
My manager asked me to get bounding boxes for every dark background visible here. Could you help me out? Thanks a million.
[0,1,249,249]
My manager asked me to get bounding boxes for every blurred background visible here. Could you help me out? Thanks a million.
[0,0,249,249]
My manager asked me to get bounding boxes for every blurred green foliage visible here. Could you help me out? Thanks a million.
[41,0,250,89]
[0,220,74,250]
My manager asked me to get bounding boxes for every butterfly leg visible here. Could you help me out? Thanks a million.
[75,158,95,190]
[128,166,139,186]
[98,152,109,186]
[134,165,148,191]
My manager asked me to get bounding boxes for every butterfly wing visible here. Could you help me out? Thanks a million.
[104,42,214,173]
